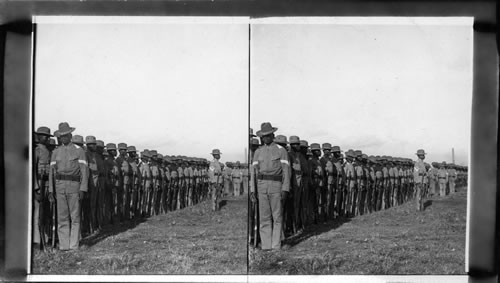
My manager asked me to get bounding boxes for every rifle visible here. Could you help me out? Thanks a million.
[51,201,56,249]
[252,164,259,247]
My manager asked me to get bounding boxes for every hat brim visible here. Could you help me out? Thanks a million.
[257,127,278,137]
[58,127,75,136]
[36,132,54,137]
[211,152,222,155]
[416,152,426,155]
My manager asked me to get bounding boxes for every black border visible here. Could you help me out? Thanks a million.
[0,1,497,281]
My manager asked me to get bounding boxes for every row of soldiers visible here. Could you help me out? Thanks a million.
[33,123,226,251]
[248,122,468,250]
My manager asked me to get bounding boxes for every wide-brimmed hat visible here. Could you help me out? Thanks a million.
[57,122,75,136]
[332,145,341,153]
[354,150,362,157]
[35,126,53,137]
[85,136,96,144]
[118,143,128,150]
[300,140,308,147]
[211,149,222,155]
[127,145,136,152]
[53,130,60,138]
[72,135,84,145]
[310,143,321,151]
[256,122,278,137]
[251,138,260,146]
[416,149,426,155]
[150,150,158,157]
[106,143,117,150]
[96,140,105,147]
[249,128,256,137]
[274,135,288,145]
[322,143,332,150]
[289,136,300,144]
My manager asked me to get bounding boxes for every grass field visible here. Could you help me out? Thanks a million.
[32,195,247,275]
[249,187,467,275]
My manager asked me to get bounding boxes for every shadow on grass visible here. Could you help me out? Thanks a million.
[219,200,228,209]
[424,200,433,210]
[283,216,352,248]
[80,217,148,247]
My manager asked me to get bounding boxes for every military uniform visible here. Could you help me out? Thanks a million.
[48,122,89,250]
[209,149,224,211]
[232,163,243,196]
[437,164,448,197]
[414,150,428,211]
[250,132,290,250]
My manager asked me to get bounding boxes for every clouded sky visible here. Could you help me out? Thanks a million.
[250,18,472,165]
[34,17,249,163]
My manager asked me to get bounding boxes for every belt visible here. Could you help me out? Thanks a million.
[438,177,446,179]
[37,174,49,181]
[55,174,80,182]
[257,174,282,181]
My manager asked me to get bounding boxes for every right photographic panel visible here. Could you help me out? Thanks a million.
[248,17,472,275]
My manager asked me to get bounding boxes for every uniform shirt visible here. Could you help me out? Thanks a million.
[289,151,306,189]
[413,159,427,183]
[35,143,51,177]
[86,150,99,186]
[139,160,152,188]
[309,156,323,187]
[250,142,290,193]
[231,168,243,183]
[448,169,457,180]
[116,155,132,186]
[208,159,223,184]
[334,161,345,186]
[223,166,233,181]
[374,164,383,180]
[398,168,405,184]
[344,160,357,186]
[128,157,142,185]
[48,142,89,192]
[320,156,336,185]
[105,156,121,187]
[437,168,448,182]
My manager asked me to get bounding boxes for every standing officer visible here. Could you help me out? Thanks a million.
[332,146,345,218]
[250,123,290,250]
[299,140,312,225]
[414,149,428,211]
[344,150,357,217]
[116,143,132,219]
[48,122,88,251]
[209,149,224,211]
[34,126,53,250]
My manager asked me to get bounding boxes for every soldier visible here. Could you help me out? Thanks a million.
[242,163,249,195]
[48,122,89,251]
[184,159,194,207]
[94,140,107,228]
[162,156,171,211]
[437,162,448,197]
[139,151,152,216]
[387,157,397,208]
[85,136,101,235]
[288,136,307,233]
[232,161,243,196]
[309,143,323,224]
[274,135,292,236]
[447,164,457,194]
[33,126,53,250]
[169,157,179,211]
[354,150,365,216]
[428,163,438,197]
[223,162,233,197]
[332,146,345,218]
[149,151,161,214]
[414,149,428,211]
[177,158,185,210]
[250,122,290,250]
[127,146,141,218]
[366,156,376,213]
[344,150,357,217]
[117,143,134,220]
[299,140,312,225]
[105,143,121,223]
[320,143,335,221]
[48,138,57,152]
[209,149,224,211]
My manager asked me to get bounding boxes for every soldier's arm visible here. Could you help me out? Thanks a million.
[280,148,290,192]
[78,148,89,192]
[48,150,57,193]
[250,150,259,193]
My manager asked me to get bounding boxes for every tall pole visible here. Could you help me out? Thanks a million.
[452,147,455,164]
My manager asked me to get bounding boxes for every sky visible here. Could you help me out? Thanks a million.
[250,18,473,165]
[34,17,249,163]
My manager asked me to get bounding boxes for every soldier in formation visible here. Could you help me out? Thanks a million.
[32,122,217,252]
[249,122,469,249]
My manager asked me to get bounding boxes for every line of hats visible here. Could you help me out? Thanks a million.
[224,161,248,168]
[35,124,209,165]
[250,123,467,169]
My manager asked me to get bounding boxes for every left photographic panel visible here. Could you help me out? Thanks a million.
[31,16,249,275]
